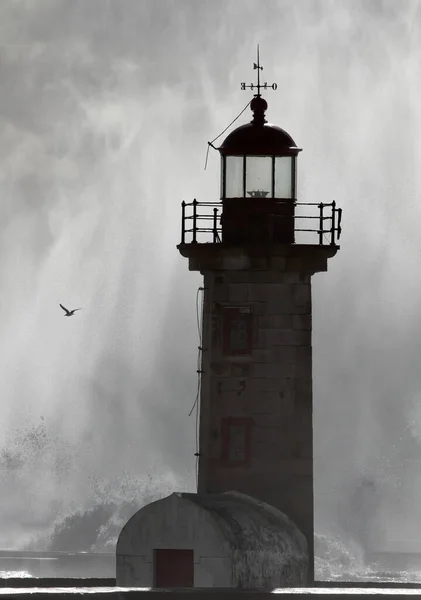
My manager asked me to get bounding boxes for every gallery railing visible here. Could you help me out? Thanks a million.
[179,199,342,246]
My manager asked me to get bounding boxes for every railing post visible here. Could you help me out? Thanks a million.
[181,201,186,244]
[192,199,198,244]
[318,203,324,246]
[330,200,336,245]
[337,207,343,240]
[213,208,218,243]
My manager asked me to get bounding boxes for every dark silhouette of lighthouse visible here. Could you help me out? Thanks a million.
[177,50,342,582]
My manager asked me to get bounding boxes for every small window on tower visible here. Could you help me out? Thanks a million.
[221,418,252,466]
[223,307,252,356]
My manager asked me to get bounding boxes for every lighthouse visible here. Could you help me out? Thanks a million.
[116,54,342,588]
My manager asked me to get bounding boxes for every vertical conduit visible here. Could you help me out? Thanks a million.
[189,286,205,490]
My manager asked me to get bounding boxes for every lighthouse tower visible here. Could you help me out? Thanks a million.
[178,57,341,573]
[116,54,342,589]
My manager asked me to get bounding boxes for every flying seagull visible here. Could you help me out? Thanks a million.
[59,303,82,317]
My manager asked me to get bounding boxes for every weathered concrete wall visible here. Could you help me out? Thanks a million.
[116,494,232,588]
[197,269,313,569]
[183,492,308,588]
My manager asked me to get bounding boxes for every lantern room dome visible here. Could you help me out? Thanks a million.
[219,122,298,156]
[219,96,299,156]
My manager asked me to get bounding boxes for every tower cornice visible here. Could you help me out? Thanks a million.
[177,242,338,275]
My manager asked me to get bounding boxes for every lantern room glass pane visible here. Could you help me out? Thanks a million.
[225,156,244,198]
[246,156,272,198]
[275,157,293,198]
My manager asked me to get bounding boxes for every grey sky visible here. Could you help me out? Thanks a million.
[1,0,421,549]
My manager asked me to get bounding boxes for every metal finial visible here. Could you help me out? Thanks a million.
[240,45,277,97]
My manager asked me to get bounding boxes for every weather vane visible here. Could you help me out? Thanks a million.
[240,45,277,96]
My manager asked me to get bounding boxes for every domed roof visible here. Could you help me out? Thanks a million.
[219,96,300,156]
[219,122,298,155]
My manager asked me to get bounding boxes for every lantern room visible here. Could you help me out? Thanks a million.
[218,96,301,245]
[219,96,300,201]
[178,50,342,253]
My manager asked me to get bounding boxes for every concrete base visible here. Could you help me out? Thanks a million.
[116,491,308,588]
[1,585,421,599]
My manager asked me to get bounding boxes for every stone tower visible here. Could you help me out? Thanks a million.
[177,56,342,580]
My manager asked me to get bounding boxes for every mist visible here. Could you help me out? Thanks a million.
[0,0,421,558]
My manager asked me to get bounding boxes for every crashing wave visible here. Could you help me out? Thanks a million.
[23,470,183,552]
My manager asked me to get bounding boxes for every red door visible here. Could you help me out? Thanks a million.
[154,549,194,588]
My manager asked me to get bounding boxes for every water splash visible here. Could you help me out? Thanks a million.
[23,469,181,553]
[0,419,184,551]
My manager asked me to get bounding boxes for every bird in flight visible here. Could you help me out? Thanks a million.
[59,303,82,317]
